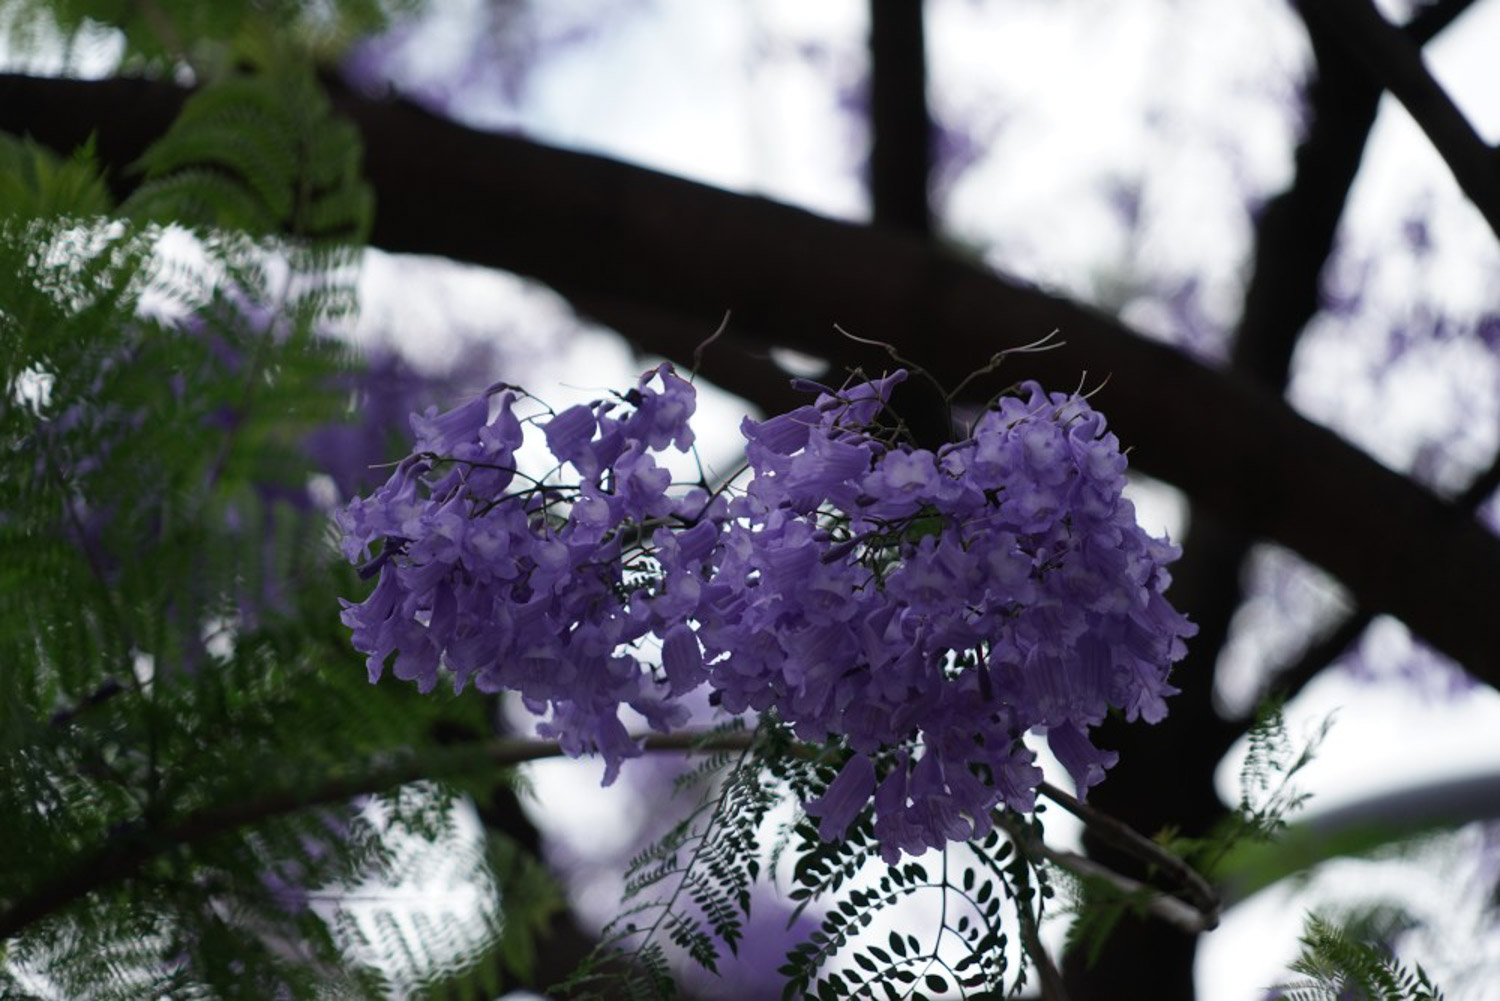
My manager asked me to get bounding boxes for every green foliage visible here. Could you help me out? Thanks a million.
[123,59,372,305]
[554,727,1061,1001]
[1054,864,1154,973]
[1161,700,1330,882]
[0,134,113,220]
[0,21,537,998]
[0,0,419,74]
[778,825,1036,1001]
[555,718,780,1000]
[1270,913,1446,1001]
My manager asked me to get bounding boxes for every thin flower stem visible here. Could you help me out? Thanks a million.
[689,309,732,380]
[945,329,1064,405]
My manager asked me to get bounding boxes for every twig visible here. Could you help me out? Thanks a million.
[1038,847,1218,935]
[1037,782,1218,915]
[997,809,1217,939]
[689,310,731,381]
[48,677,127,727]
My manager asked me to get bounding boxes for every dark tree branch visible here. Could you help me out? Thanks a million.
[1068,8,1476,990]
[1230,16,1381,389]
[1222,0,1477,702]
[867,0,949,449]
[1238,0,1494,705]
[868,0,931,236]
[1405,0,1484,44]
[1273,416,1497,704]
[1163,0,1388,725]
[4,75,1500,678]
[1299,0,1500,244]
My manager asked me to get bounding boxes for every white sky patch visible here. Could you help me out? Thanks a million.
[1291,317,1500,491]
[1216,668,1500,822]
[0,8,124,76]
[354,249,595,384]
[520,1,869,214]
[1214,546,1353,717]
[200,615,238,663]
[130,650,155,691]
[1201,821,1500,1001]
[332,797,501,992]
[10,364,55,415]
[928,0,1304,334]
[306,472,341,510]
[1121,471,1188,544]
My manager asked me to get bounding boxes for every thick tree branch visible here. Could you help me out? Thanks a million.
[1160,7,1383,749]
[4,75,1500,678]
[1405,0,1484,44]
[868,0,931,236]
[1241,0,1492,704]
[1299,0,1500,244]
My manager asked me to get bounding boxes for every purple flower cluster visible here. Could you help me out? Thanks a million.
[337,364,714,783]
[702,374,1194,861]
[337,364,1194,857]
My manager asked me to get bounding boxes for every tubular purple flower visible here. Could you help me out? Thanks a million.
[742,404,820,455]
[807,753,876,841]
[411,392,490,456]
[661,623,706,696]
[544,403,598,471]
[1048,722,1119,799]
[815,369,907,427]
[625,363,697,452]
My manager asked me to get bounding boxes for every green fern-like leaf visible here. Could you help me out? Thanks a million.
[1270,912,1446,1001]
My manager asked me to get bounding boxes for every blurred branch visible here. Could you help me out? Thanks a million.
[1405,0,1484,43]
[1067,6,1474,985]
[4,75,1500,677]
[867,0,949,449]
[47,677,127,727]
[1217,0,1483,707]
[1038,782,1218,918]
[1038,845,1217,937]
[0,730,752,944]
[868,0,931,236]
[1220,770,1500,904]
[1273,418,1497,701]
[1231,9,1382,389]
[1457,443,1500,512]
[1299,0,1500,244]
